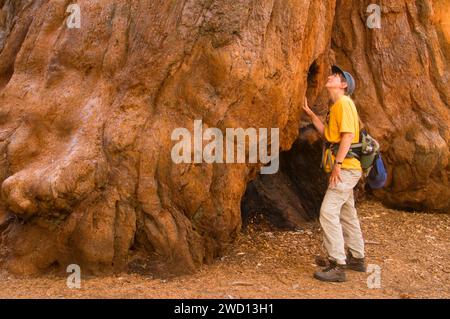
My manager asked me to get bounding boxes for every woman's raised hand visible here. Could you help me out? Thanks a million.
[302,97,314,117]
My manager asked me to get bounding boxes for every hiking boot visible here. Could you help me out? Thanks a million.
[313,261,346,282]
[346,251,366,272]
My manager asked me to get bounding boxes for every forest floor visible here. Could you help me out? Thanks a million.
[0,200,449,299]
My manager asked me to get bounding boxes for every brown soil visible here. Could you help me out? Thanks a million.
[0,200,448,299]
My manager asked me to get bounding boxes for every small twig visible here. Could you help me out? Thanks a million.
[364,240,382,245]
[274,274,289,285]
[231,281,254,286]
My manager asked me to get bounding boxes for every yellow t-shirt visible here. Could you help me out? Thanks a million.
[323,95,362,173]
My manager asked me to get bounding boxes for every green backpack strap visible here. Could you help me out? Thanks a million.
[330,143,362,160]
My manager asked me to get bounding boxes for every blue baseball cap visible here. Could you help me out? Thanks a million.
[332,65,356,96]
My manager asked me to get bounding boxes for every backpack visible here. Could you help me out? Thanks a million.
[350,129,379,171]
[367,153,387,189]
[329,129,387,189]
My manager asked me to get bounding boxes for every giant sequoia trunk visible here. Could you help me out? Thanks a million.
[0,0,336,275]
[0,0,448,276]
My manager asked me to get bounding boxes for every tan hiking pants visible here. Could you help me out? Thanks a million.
[320,169,364,265]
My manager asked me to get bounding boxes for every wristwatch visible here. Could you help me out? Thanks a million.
[336,161,343,165]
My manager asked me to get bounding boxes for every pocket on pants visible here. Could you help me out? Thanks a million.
[329,169,361,191]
